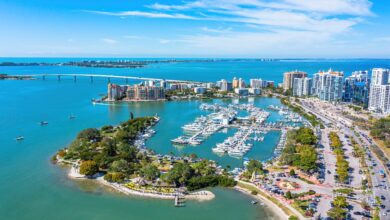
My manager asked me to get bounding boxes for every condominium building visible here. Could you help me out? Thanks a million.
[293,77,312,97]
[232,77,239,88]
[343,71,370,107]
[312,69,344,102]
[220,79,233,92]
[107,83,127,101]
[238,78,246,88]
[283,70,307,91]
[368,68,390,114]
[126,85,165,101]
[250,78,267,88]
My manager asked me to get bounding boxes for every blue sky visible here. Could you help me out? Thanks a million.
[1,0,390,58]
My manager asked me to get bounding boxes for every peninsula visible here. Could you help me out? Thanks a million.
[53,116,236,201]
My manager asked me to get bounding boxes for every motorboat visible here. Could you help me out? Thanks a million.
[15,136,24,141]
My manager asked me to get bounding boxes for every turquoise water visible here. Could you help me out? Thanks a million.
[1,58,389,220]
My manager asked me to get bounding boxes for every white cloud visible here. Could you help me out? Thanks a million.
[81,0,375,57]
[84,10,196,20]
[101,38,117,44]
[201,26,232,33]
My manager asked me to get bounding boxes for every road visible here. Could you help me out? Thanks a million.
[297,99,390,219]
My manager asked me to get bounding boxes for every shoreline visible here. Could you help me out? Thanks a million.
[67,166,215,201]
[234,186,289,220]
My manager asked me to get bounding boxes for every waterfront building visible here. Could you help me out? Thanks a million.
[234,88,249,96]
[160,80,167,89]
[312,69,343,102]
[266,81,275,88]
[194,87,207,94]
[126,85,165,101]
[107,83,127,101]
[368,68,390,114]
[250,78,266,89]
[206,82,215,89]
[343,71,370,107]
[248,88,261,95]
[238,78,246,88]
[169,83,188,91]
[283,70,307,91]
[232,77,239,88]
[293,77,312,97]
[220,79,233,92]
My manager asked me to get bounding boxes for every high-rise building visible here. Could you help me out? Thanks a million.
[283,70,307,91]
[368,68,390,114]
[293,77,312,97]
[232,77,239,88]
[238,78,246,88]
[126,85,165,101]
[312,69,343,102]
[107,83,127,101]
[250,79,265,88]
[343,71,370,107]
[220,79,232,92]
[160,80,167,89]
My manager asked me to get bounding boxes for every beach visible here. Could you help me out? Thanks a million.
[234,185,288,220]
[68,166,215,201]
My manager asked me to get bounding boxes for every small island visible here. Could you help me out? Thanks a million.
[53,116,236,201]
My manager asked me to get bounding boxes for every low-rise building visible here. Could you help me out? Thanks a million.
[194,87,207,94]
[248,88,261,95]
[234,88,249,96]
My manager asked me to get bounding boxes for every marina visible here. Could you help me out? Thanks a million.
[171,102,302,159]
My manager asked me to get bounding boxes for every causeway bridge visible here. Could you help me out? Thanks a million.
[11,73,202,84]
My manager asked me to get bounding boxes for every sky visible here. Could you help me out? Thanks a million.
[0,0,390,58]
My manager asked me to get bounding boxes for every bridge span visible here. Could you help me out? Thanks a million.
[12,73,203,84]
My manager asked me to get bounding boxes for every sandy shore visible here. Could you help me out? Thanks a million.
[68,166,214,201]
[234,185,289,220]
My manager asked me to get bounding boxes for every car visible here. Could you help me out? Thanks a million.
[381,204,386,209]
[381,195,386,200]
[353,211,362,215]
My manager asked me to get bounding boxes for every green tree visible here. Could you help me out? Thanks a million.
[110,159,130,174]
[289,169,296,176]
[288,216,298,220]
[79,160,99,176]
[246,160,263,174]
[333,196,348,208]
[285,191,292,199]
[104,172,126,183]
[327,207,347,220]
[140,164,160,181]
[164,162,194,186]
[77,128,101,141]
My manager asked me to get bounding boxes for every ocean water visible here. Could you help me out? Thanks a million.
[1,58,389,220]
